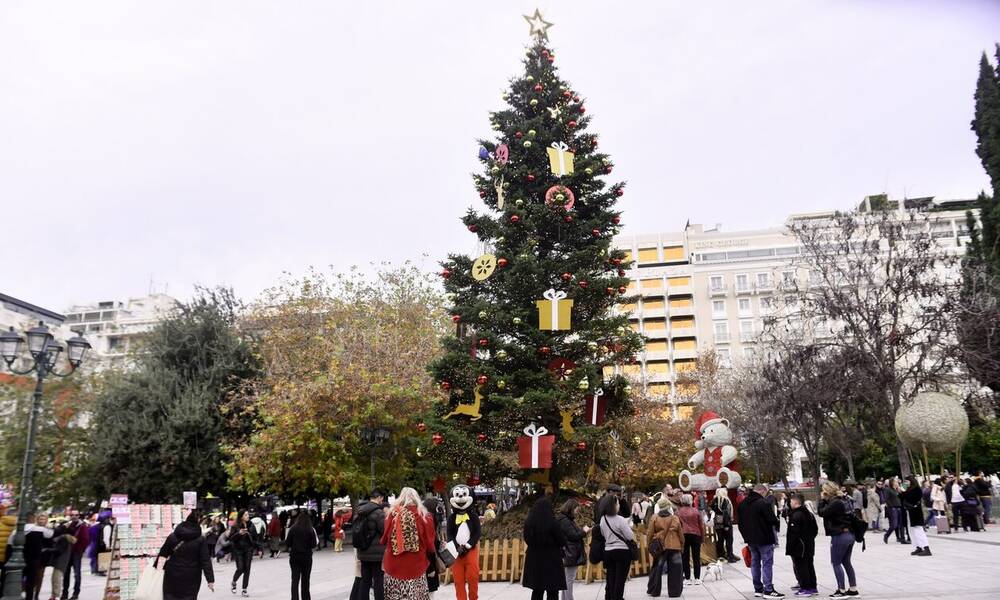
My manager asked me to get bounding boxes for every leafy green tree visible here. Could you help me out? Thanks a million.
[87,288,258,503]
[426,37,642,491]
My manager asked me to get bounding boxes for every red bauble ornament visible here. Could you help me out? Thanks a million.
[606,287,615,295]
[441,268,452,279]
[567,120,578,129]
[417,422,427,432]
[605,166,613,174]
[477,433,488,442]
[612,216,621,224]
[468,224,479,232]
[541,49,550,57]
[451,314,461,323]
[564,215,573,223]
[618,269,626,277]
[618,285,627,294]
[592,229,601,238]
[476,374,488,385]
[591,138,599,147]
[533,84,543,92]
[510,214,521,223]
[432,433,444,446]
[561,272,573,282]
[563,90,572,98]
[611,258,623,266]
[515,131,524,139]
[497,258,508,268]
[539,346,552,356]
[527,174,536,182]
[440,381,452,391]
[478,338,489,347]
[479,190,486,198]
[573,95,580,102]
[578,280,589,288]
[616,188,624,197]
[547,56,554,63]
[578,106,586,114]
[576,441,587,451]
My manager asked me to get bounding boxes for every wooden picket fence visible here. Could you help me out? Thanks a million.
[441,527,719,584]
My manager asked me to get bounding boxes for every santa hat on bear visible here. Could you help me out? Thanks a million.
[694,411,725,439]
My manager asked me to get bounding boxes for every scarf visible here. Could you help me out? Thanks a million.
[391,507,420,556]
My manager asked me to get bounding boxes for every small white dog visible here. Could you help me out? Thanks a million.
[703,559,726,581]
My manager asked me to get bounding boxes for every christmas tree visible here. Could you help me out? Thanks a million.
[425,11,644,492]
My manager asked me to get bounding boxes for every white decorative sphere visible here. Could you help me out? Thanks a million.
[894,391,969,455]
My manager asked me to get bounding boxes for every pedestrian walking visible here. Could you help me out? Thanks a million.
[158,510,215,600]
[960,478,983,531]
[229,510,258,596]
[645,498,683,598]
[522,496,568,600]
[555,499,589,600]
[901,476,931,556]
[353,489,388,600]
[737,484,784,598]
[817,482,860,598]
[60,510,88,600]
[882,479,904,544]
[47,522,75,600]
[286,511,318,600]
[710,487,737,562]
[785,493,818,597]
[19,513,54,600]
[599,496,635,600]
[864,484,881,532]
[333,508,350,553]
[380,487,437,600]
[974,472,993,524]
[266,511,282,558]
[676,494,703,586]
[421,497,443,599]
[946,475,965,532]
[86,514,100,576]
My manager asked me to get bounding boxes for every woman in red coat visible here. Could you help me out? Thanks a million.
[380,487,437,600]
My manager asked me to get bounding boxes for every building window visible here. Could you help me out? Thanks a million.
[738,298,751,316]
[759,296,774,314]
[756,272,771,289]
[717,348,731,367]
[740,319,755,341]
[743,346,756,362]
[712,300,726,317]
[735,274,750,292]
[709,275,725,291]
[108,336,125,352]
[713,321,730,343]
[781,271,795,286]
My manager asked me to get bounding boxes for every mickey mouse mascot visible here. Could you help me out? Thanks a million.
[448,485,481,600]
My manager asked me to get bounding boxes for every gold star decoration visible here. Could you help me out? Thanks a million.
[546,106,562,119]
[523,9,553,42]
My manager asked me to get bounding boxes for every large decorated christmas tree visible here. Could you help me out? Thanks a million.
[424,11,644,491]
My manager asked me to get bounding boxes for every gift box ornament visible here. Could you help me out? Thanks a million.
[585,388,607,426]
[518,423,555,469]
[536,288,573,330]
[547,141,575,176]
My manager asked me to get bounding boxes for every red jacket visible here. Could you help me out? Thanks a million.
[70,521,90,554]
[379,506,436,580]
[677,507,704,538]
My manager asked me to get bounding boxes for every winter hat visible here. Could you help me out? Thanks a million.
[694,411,725,438]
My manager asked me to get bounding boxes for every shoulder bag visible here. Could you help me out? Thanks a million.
[603,516,639,561]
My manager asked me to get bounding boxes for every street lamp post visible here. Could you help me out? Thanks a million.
[359,426,390,492]
[0,322,89,600]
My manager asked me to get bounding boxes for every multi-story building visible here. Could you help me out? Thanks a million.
[613,196,975,422]
[63,293,179,366]
[0,292,74,347]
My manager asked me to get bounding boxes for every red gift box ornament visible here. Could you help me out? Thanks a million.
[585,388,607,426]
[518,423,554,469]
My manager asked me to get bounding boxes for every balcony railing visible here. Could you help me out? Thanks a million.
[708,283,728,296]
[714,332,731,343]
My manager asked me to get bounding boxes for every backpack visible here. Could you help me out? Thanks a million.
[351,510,380,552]
[849,512,868,551]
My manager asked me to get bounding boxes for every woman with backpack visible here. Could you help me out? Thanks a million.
[646,498,683,598]
[522,495,567,600]
[555,499,589,600]
[229,510,258,596]
[380,487,437,600]
[818,482,860,599]
[285,511,318,600]
[710,488,737,563]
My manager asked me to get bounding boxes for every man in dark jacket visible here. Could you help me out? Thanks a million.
[354,490,386,600]
[785,494,817,596]
[60,510,89,600]
[737,484,783,598]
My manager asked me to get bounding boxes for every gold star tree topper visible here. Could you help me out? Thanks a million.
[523,9,553,42]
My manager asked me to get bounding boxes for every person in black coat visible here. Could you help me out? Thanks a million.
[960,479,983,531]
[521,496,567,600]
[285,511,318,600]
[158,510,214,600]
[555,499,589,600]
[901,476,931,556]
[785,494,818,595]
[229,510,258,596]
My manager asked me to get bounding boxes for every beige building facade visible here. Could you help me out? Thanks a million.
[613,197,975,421]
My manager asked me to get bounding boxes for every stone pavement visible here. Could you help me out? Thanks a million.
[72,524,999,599]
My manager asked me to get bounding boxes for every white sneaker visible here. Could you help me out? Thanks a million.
[694,579,703,585]
[684,579,692,586]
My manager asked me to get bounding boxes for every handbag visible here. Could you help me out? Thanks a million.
[649,537,664,558]
[135,563,165,600]
[604,516,640,561]
[741,545,752,568]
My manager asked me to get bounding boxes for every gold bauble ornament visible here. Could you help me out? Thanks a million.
[598,249,607,256]
[624,385,633,393]
[492,123,501,131]
[491,166,500,174]
[497,380,507,389]
[587,341,599,351]
[496,349,508,360]
[617,326,626,334]
[528,129,537,138]
[479,311,487,318]
[513,317,522,325]
[585,167,593,175]
[515,199,524,207]
[578,379,590,390]
[529,99,539,106]
[503,182,511,189]
[523,140,532,147]
[603,158,611,165]
[416,447,423,457]
[526,75,535,82]
[452,472,460,480]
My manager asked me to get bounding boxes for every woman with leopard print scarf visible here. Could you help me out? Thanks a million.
[380,487,438,600]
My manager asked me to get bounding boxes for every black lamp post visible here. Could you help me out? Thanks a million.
[0,322,89,600]
[359,425,390,492]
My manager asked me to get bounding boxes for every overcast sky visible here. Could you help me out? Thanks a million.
[2,1,997,311]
